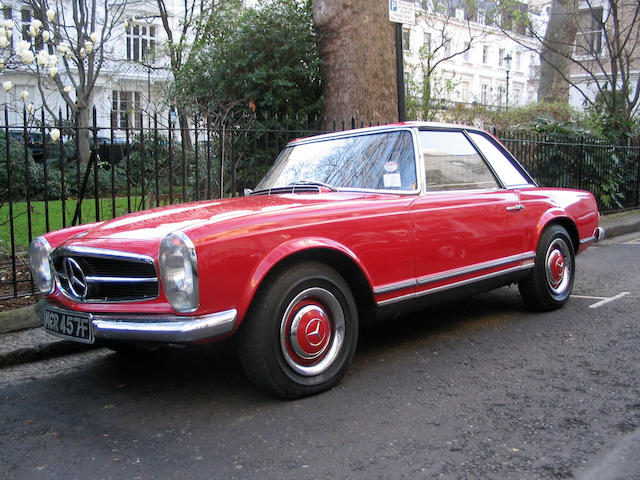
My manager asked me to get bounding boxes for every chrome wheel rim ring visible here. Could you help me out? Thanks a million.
[280,287,345,377]
[545,238,572,298]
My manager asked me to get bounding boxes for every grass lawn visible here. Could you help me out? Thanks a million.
[1,196,145,250]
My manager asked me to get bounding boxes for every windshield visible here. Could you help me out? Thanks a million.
[255,130,417,192]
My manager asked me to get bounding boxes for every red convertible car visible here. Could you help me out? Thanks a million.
[29,123,603,398]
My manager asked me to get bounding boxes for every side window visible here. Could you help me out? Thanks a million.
[468,132,533,188]
[420,131,499,191]
[325,131,417,191]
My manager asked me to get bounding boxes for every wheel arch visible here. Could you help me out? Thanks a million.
[243,243,376,328]
[538,214,580,254]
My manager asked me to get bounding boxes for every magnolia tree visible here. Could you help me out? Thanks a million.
[0,0,127,163]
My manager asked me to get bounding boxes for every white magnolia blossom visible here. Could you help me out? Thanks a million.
[49,66,58,78]
[0,61,4,70]
[132,16,137,27]
[0,27,5,37]
[63,85,72,93]
[20,89,29,101]
[48,54,57,66]
[49,128,61,143]
[57,44,69,54]
[20,49,35,64]
[46,9,56,22]
[42,30,51,42]
[32,19,42,31]
[5,29,11,40]
[4,20,13,30]
[90,32,98,43]
[3,80,13,91]
[27,103,35,115]
[16,40,30,55]
[124,19,129,30]
[0,36,8,48]
[79,47,86,58]
[37,50,50,66]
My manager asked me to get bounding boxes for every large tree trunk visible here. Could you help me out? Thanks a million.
[537,0,577,103]
[312,0,398,124]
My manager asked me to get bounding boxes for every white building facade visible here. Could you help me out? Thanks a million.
[0,0,255,135]
[403,0,542,114]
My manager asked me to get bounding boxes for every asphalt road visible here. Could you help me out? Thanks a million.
[1,233,639,480]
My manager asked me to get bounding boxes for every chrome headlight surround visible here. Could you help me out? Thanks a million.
[159,232,199,313]
[28,236,54,294]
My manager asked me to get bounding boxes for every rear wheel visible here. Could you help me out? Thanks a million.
[519,224,575,311]
[237,262,358,398]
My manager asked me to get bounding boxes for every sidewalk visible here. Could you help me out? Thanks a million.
[1,209,639,368]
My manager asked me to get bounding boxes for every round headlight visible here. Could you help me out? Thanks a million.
[28,236,54,293]
[159,232,199,312]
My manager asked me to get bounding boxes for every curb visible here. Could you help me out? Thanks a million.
[0,340,97,368]
[0,304,41,334]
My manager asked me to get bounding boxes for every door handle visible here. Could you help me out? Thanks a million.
[506,204,524,212]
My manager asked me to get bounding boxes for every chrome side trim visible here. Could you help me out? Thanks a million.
[374,252,535,297]
[91,308,237,343]
[373,279,417,295]
[416,252,535,287]
[377,263,534,307]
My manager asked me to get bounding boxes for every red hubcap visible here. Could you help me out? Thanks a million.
[286,301,333,365]
[548,249,565,287]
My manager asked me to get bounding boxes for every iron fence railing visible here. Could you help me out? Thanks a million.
[1,110,639,301]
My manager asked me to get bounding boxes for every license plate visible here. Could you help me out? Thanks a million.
[43,306,94,344]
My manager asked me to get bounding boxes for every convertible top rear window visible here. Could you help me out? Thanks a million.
[256,131,418,192]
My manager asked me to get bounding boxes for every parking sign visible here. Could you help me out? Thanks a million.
[389,0,415,25]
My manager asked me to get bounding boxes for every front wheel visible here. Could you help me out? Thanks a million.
[237,262,359,398]
[519,224,575,311]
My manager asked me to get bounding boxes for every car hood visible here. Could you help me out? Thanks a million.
[68,192,370,243]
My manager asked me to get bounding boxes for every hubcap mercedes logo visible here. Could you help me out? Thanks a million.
[62,257,88,299]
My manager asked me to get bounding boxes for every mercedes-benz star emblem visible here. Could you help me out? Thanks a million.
[305,318,326,347]
[62,257,88,299]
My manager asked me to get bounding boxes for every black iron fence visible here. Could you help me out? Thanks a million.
[1,110,639,301]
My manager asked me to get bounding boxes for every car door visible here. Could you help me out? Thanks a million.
[410,129,527,298]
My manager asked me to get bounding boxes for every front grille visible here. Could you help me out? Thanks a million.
[51,248,158,302]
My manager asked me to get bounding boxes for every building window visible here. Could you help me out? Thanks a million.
[461,80,471,102]
[2,6,12,48]
[112,91,142,129]
[424,32,431,54]
[498,48,505,66]
[576,7,603,55]
[21,8,44,51]
[126,24,156,63]
[515,52,521,71]
[481,83,489,104]
[513,85,522,104]
[443,37,451,58]
[482,45,489,64]
[402,28,410,51]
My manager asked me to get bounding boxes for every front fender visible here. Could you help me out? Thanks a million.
[239,237,374,319]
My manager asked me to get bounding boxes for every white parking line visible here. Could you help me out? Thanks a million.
[582,292,630,309]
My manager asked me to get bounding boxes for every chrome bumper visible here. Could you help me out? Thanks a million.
[36,300,237,343]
